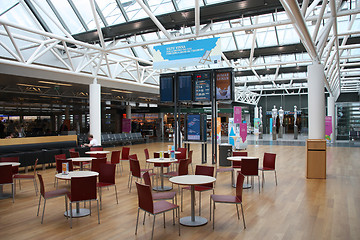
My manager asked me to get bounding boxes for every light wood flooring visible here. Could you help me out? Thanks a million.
[0,142,359,240]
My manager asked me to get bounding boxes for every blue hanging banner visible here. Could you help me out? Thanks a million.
[153,38,221,69]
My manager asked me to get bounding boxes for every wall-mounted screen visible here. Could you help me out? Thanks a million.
[194,72,211,102]
[186,114,201,141]
[177,75,193,101]
[160,76,174,102]
[215,71,232,100]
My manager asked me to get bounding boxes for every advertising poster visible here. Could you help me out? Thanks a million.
[217,117,221,144]
[122,118,131,133]
[240,123,247,143]
[234,106,242,124]
[325,116,332,142]
[153,38,221,69]
[254,118,260,135]
[187,115,201,141]
[216,72,231,100]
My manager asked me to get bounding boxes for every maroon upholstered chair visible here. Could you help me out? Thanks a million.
[37,173,68,224]
[117,147,130,174]
[135,182,180,239]
[241,157,260,193]
[181,165,215,214]
[91,157,107,173]
[153,152,171,172]
[0,164,15,202]
[188,150,194,174]
[13,159,39,195]
[97,163,118,209]
[259,153,277,187]
[176,148,187,161]
[128,159,155,192]
[165,159,189,177]
[67,176,99,228]
[90,147,103,151]
[69,151,80,158]
[210,173,246,230]
[232,151,248,169]
[0,156,19,175]
[69,151,84,169]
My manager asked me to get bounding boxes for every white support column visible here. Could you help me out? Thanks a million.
[308,63,326,139]
[327,96,336,143]
[90,79,101,145]
[254,106,259,118]
[126,104,131,133]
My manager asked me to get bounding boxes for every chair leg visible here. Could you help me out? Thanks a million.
[163,212,165,228]
[152,215,156,240]
[41,199,46,224]
[135,208,140,235]
[262,171,265,188]
[99,187,102,210]
[143,211,146,225]
[33,178,38,196]
[12,183,14,203]
[241,203,246,229]
[181,188,183,212]
[69,203,73,228]
[209,197,211,220]
[37,196,41,216]
[258,176,260,193]
[212,201,215,230]
[97,199,100,224]
[178,207,180,236]
[65,196,68,219]
[236,204,240,219]
[129,176,133,193]
[275,170,278,185]
[114,185,119,204]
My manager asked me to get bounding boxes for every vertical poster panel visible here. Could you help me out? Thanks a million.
[187,114,201,141]
[325,116,332,142]
[216,72,232,100]
[269,118,273,134]
[228,118,236,148]
[240,123,247,143]
[122,118,131,133]
[234,106,242,124]
[217,117,221,144]
[254,118,260,135]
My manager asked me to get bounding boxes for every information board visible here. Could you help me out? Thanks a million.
[160,76,174,102]
[215,71,232,100]
[186,114,201,141]
[178,75,193,101]
[194,71,211,102]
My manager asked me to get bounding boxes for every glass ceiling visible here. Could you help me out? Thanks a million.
[0,0,359,94]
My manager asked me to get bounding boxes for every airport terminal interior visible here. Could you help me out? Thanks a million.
[0,0,359,239]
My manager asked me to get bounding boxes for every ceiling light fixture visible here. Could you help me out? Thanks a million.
[17,83,51,88]
[111,89,133,94]
[38,81,72,87]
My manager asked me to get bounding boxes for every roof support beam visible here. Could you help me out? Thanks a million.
[195,0,200,36]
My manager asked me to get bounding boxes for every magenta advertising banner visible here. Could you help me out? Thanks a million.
[325,116,332,142]
[234,106,242,124]
[122,118,131,133]
[240,123,247,143]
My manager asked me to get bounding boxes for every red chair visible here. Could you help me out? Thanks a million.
[128,159,155,192]
[135,182,180,239]
[55,159,74,187]
[90,153,107,159]
[69,151,84,170]
[119,147,130,173]
[0,164,15,202]
[241,157,260,193]
[165,159,189,177]
[37,173,68,224]
[91,157,107,173]
[210,173,246,230]
[176,148,187,161]
[144,148,150,168]
[69,151,80,158]
[90,147,103,151]
[232,151,248,169]
[97,163,118,209]
[153,152,171,173]
[188,150,194,174]
[143,171,177,205]
[0,156,19,175]
[67,176,100,228]
[13,159,39,195]
[181,165,215,214]
[259,153,277,187]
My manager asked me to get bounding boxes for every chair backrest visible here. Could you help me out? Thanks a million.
[263,152,276,169]
[0,165,13,184]
[130,159,141,178]
[235,173,245,202]
[69,151,80,158]
[176,148,187,160]
[232,151,248,167]
[55,154,66,160]
[91,157,107,172]
[153,152,160,158]
[241,158,259,176]
[142,171,152,188]
[70,176,97,201]
[195,165,214,188]
[121,147,130,160]
[144,149,150,160]
[56,159,74,173]
[164,152,170,158]
[98,163,116,184]
[1,156,19,174]
[128,154,138,161]
[188,150,193,164]
[178,159,189,176]
[90,147,103,151]
[69,148,76,152]
[136,182,154,214]
[37,173,45,197]
[111,150,121,164]
[91,153,107,159]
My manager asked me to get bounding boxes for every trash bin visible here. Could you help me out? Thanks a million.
[306,139,326,178]
[219,144,233,166]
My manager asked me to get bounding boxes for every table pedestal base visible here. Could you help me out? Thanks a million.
[152,186,172,191]
[180,216,208,227]
[64,208,90,218]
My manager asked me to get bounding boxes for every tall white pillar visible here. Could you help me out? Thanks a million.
[126,104,132,119]
[327,96,335,143]
[90,80,101,145]
[307,63,325,139]
[254,106,259,119]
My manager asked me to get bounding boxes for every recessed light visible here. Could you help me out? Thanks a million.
[111,89,133,94]
[38,81,72,87]
[17,83,51,88]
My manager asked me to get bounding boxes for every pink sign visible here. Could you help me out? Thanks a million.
[240,123,247,143]
[325,116,332,141]
[122,118,131,133]
[234,106,242,124]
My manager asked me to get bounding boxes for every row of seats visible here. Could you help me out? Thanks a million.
[78,132,145,147]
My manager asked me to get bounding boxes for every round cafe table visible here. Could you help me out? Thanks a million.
[67,157,95,171]
[227,156,255,189]
[170,175,216,227]
[85,151,110,155]
[146,158,178,191]
[0,162,21,199]
[55,171,99,218]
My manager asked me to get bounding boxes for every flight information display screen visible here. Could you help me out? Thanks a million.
[178,75,193,101]
[194,72,211,102]
[160,76,174,102]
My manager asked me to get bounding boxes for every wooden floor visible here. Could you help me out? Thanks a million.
[1,142,359,240]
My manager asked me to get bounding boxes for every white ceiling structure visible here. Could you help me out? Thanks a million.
[0,0,359,105]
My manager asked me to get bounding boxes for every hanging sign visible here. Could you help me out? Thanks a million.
[234,106,242,124]
[325,116,332,142]
[153,38,221,69]
[240,123,247,143]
